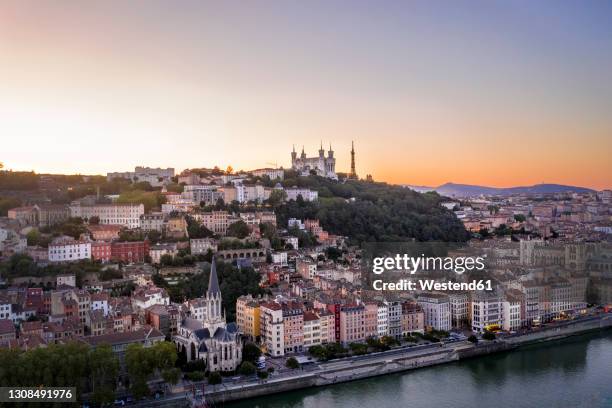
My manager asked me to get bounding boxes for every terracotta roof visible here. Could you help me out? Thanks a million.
[0,320,15,335]
[81,328,164,347]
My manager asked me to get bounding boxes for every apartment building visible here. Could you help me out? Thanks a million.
[282,301,304,354]
[48,237,91,263]
[502,289,524,331]
[339,304,365,344]
[140,212,165,232]
[303,311,322,348]
[318,309,335,344]
[70,203,144,229]
[401,302,424,335]
[363,302,378,338]
[190,238,218,255]
[260,302,285,357]
[376,301,388,337]
[236,295,261,341]
[418,294,451,332]
[449,292,470,328]
[111,241,150,263]
[200,211,231,235]
[296,259,317,280]
[385,300,402,339]
[471,292,502,333]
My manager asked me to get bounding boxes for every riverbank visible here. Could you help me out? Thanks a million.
[200,313,612,405]
[228,330,612,408]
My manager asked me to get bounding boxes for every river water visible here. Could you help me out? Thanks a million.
[227,332,612,408]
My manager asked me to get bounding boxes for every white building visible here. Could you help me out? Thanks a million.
[260,302,285,357]
[385,300,402,339]
[449,292,469,328]
[182,185,222,206]
[235,184,267,204]
[287,218,305,230]
[161,201,196,214]
[271,252,288,266]
[502,291,523,331]
[57,274,76,287]
[284,187,318,202]
[70,203,144,229]
[140,212,165,232]
[91,293,110,317]
[149,243,178,264]
[418,294,451,332]
[251,168,284,181]
[190,238,218,255]
[376,302,388,337]
[284,236,299,250]
[48,237,91,263]
[471,292,502,333]
[107,166,175,187]
[132,287,170,311]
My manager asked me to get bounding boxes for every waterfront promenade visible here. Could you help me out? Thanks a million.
[122,311,612,407]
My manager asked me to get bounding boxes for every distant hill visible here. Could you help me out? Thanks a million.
[402,182,595,197]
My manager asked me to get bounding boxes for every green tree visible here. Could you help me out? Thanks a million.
[308,345,328,360]
[468,335,478,343]
[227,220,250,239]
[238,361,256,376]
[0,196,21,216]
[89,344,120,407]
[151,341,178,372]
[285,357,299,369]
[514,214,526,222]
[242,342,262,363]
[162,367,181,385]
[482,331,496,341]
[267,189,287,207]
[208,372,222,385]
[125,343,155,399]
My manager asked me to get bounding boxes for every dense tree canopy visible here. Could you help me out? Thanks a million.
[0,171,39,190]
[274,175,469,244]
[157,261,266,321]
[0,342,119,406]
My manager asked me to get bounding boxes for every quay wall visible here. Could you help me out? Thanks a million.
[204,315,612,405]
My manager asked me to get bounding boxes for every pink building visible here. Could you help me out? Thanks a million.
[364,302,378,339]
[282,301,304,354]
[339,304,365,344]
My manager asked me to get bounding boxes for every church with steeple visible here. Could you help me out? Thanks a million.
[173,259,243,372]
[291,142,337,179]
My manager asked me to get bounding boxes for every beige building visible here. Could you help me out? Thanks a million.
[401,302,424,335]
[200,211,230,235]
[303,311,322,348]
[236,294,261,341]
[70,203,144,229]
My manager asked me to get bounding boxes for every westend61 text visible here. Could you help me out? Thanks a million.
[372,279,493,292]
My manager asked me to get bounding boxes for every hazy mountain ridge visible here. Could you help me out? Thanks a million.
[402,182,596,197]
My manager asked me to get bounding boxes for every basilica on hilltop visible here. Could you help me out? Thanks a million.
[291,143,337,179]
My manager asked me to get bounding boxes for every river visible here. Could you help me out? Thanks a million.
[227,332,612,408]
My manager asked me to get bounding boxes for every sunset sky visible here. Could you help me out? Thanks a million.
[1,1,611,189]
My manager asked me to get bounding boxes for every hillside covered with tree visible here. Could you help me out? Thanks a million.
[274,172,469,243]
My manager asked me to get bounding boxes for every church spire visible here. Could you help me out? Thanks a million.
[207,258,221,296]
